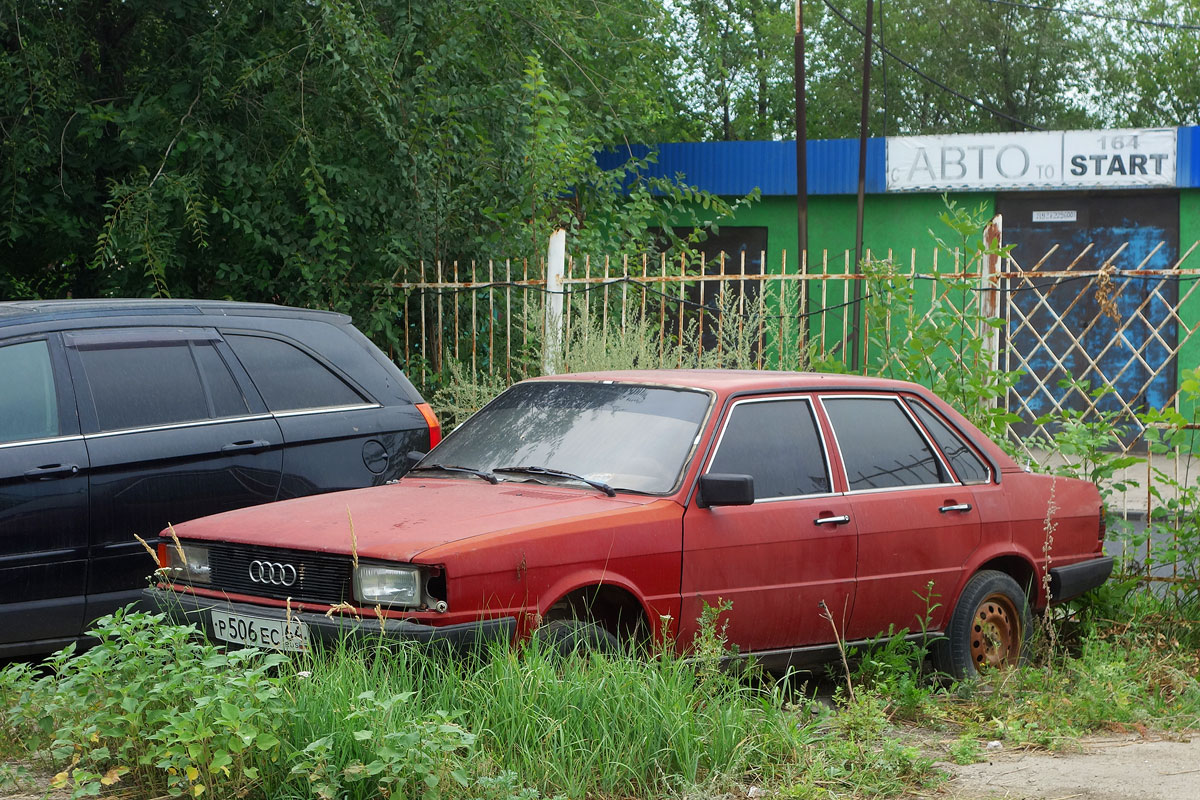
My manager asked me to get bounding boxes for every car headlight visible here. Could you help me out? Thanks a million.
[354,564,421,606]
[163,543,212,585]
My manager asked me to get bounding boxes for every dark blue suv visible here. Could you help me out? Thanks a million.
[0,299,439,656]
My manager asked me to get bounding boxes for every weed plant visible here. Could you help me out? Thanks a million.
[0,608,947,800]
[942,624,1200,750]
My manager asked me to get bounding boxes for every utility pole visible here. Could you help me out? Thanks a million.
[795,1,808,347]
[851,0,874,373]
[795,0,807,263]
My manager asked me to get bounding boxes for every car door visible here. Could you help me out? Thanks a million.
[223,332,403,497]
[64,328,284,623]
[681,396,857,652]
[820,394,982,640]
[0,335,90,650]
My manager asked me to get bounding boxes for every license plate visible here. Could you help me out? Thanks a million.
[210,609,310,652]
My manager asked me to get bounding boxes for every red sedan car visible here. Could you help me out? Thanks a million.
[146,371,1111,679]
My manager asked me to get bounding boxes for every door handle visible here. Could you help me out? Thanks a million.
[221,439,270,453]
[814,514,850,526]
[24,463,79,480]
[939,503,972,513]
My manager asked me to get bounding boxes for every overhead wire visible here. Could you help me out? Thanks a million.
[974,0,1200,32]
[820,0,1044,131]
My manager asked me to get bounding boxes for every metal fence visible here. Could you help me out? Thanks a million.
[393,239,1200,582]
[397,247,992,380]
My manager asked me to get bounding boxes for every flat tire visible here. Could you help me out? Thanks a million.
[935,570,1032,680]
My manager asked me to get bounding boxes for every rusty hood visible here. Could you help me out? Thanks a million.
[169,477,672,563]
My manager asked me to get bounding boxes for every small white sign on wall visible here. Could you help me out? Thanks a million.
[1031,210,1078,222]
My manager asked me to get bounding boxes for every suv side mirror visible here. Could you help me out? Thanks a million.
[698,473,755,507]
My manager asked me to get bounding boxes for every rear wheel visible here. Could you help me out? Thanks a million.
[935,570,1032,680]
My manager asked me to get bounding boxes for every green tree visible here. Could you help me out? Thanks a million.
[0,0,712,321]
[672,0,794,141]
[807,0,1095,138]
[668,1,1096,142]
[1089,0,1200,127]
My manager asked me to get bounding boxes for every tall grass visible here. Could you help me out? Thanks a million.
[0,613,821,799]
[278,639,799,798]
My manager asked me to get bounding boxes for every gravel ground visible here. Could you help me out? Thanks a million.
[935,733,1200,800]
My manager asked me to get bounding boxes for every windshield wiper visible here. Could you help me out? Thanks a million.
[408,463,498,484]
[493,465,616,497]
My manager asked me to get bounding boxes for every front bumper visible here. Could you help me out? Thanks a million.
[140,588,516,653]
[1049,555,1115,603]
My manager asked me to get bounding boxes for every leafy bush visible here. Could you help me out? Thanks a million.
[0,608,288,798]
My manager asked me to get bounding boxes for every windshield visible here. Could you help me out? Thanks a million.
[420,381,711,494]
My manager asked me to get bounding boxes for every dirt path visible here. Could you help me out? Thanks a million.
[936,733,1200,800]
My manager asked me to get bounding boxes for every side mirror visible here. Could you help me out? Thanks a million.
[698,473,755,507]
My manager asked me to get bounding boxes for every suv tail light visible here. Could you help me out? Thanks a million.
[416,402,441,448]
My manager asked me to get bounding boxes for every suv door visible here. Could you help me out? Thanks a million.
[681,396,857,652]
[223,332,401,496]
[820,394,982,639]
[64,328,285,622]
[0,336,90,651]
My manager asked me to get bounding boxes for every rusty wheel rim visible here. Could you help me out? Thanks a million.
[970,592,1021,670]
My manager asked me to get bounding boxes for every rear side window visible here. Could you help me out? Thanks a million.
[823,396,948,490]
[707,398,831,499]
[0,340,59,443]
[906,399,990,483]
[225,334,364,412]
[76,341,250,431]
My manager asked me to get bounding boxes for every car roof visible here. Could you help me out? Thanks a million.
[0,299,350,329]
[526,369,926,395]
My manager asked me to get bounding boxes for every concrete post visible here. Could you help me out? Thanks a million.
[543,229,566,375]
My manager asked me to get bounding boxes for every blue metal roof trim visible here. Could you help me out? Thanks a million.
[595,139,885,196]
[1178,126,1200,188]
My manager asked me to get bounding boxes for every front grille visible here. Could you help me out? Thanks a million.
[204,543,354,605]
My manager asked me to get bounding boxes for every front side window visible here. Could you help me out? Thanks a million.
[423,381,711,494]
[76,340,248,431]
[226,334,363,412]
[0,340,59,443]
[823,396,948,490]
[707,398,830,499]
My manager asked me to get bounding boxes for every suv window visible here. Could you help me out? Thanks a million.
[226,334,364,412]
[193,343,251,419]
[0,340,58,443]
[823,396,947,490]
[76,341,249,431]
[708,398,830,499]
[906,399,990,483]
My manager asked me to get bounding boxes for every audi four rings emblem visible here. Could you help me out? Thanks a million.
[248,560,298,587]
